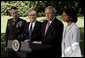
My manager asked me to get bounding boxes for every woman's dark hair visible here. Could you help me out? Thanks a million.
[63,7,78,23]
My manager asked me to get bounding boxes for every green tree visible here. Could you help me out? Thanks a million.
[1,1,84,17]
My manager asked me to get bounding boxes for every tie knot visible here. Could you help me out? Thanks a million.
[47,21,50,25]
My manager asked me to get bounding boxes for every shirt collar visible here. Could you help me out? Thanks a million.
[30,20,36,24]
[48,17,55,24]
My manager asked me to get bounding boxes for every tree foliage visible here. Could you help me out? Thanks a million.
[1,1,84,17]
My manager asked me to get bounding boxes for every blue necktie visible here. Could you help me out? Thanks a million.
[29,23,33,40]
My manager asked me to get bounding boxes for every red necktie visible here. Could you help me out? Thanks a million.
[45,21,50,35]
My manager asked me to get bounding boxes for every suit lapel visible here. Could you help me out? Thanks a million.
[43,21,48,36]
[27,22,30,33]
[32,21,38,34]
[45,18,56,36]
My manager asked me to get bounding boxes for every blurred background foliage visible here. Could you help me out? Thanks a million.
[1,1,84,17]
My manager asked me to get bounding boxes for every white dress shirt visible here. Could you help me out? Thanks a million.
[46,17,55,28]
[29,20,36,31]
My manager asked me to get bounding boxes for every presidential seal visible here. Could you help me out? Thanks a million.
[12,40,20,51]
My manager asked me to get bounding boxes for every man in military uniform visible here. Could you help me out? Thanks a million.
[5,6,27,57]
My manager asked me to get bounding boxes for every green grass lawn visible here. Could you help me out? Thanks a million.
[1,16,84,57]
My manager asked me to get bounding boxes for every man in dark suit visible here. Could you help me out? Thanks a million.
[21,10,42,57]
[41,6,64,57]
[24,10,42,43]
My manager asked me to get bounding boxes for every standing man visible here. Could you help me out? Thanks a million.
[5,6,27,57]
[42,6,64,57]
[24,10,42,43]
[23,10,42,57]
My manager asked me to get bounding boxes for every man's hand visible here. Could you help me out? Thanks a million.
[24,39,31,42]
[32,41,42,44]
[5,47,8,51]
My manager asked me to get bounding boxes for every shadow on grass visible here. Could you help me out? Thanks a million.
[1,27,84,57]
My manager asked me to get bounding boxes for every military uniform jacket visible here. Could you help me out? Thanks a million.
[5,18,27,47]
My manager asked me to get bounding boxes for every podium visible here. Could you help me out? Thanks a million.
[7,40,52,57]
[7,40,32,53]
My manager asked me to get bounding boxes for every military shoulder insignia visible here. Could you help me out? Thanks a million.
[16,21,22,27]
[12,40,20,51]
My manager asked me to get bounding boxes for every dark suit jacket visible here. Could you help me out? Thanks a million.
[42,17,64,57]
[23,21,42,42]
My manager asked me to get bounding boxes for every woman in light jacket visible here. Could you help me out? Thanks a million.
[62,7,81,57]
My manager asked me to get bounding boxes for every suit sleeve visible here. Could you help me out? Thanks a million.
[64,27,81,57]
[22,22,29,40]
[21,21,28,41]
[53,22,64,56]
[70,28,81,57]
[53,22,64,45]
